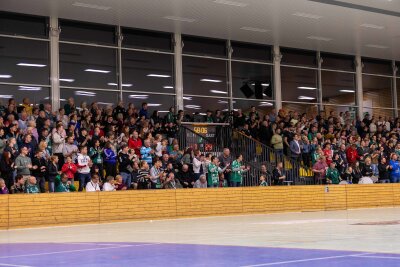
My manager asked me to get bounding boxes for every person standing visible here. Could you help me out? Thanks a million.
[47,155,59,193]
[218,148,232,186]
[52,123,66,169]
[15,146,32,180]
[31,150,47,193]
[230,154,249,187]
[118,144,136,189]
[208,156,229,188]
[76,146,92,191]
[272,162,286,186]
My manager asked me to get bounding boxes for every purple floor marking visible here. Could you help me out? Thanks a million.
[0,243,398,267]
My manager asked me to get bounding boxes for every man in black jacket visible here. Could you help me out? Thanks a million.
[118,144,136,189]
[378,157,391,183]
[177,164,194,188]
[31,150,47,193]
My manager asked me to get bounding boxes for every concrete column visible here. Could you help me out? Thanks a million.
[273,45,282,110]
[317,51,323,112]
[117,26,123,102]
[49,17,60,111]
[355,55,364,118]
[174,33,184,111]
[227,40,233,111]
[393,61,398,118]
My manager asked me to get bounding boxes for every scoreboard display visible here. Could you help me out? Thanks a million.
[182,123,229,152]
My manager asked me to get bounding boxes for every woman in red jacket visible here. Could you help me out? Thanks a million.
[346,144,361,165]
[61,156,77,183]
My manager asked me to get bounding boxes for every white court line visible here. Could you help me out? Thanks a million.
[0,243,161,259]
[61,242,120,246]
[352,255,400,260]
[0,263,32,267]
[239,253,373,267]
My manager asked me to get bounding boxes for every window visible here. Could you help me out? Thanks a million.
[282,102,319,118]
[362,58,392,75]
[61,88,119,108]
[363,107,393,119]
[231,41,271,62]
[322,71,356,106]
[321,52,354,71]
[122,92,175,114]
[182,35,226,57]
[0,84,50,107]
[281,67,318,102]
[233,99,274,116]
[122,50,174,93]
[231,61,273,100]
[59,43,117,89]
[183,56,228,95]
[363,75,393,109]
[281,48,316,67]
[122,28,172,51]
[0,12,48,38]
[59,19,116,45]
[0,37,49,85]
[183,96,229,114]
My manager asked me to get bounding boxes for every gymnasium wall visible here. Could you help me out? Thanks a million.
[1,184,400,230]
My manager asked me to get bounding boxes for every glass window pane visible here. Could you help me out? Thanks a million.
[59,19,116,45]
[182,35,226,57]
[398,78,400,109]
[122,28,172,51]
[183,56,228,95]
[323,105,356,121]
[0,84,50,109]
[122,50,174,93]
[183,96,229,115]
[363,75,393,108]
[363,107,393,119]
[321,52,354,71]
[362,58,392,75]
[282,103,319,118]
[281,67,318,102]
[231,41,271,61]
[0,37,49,85]
[61,88,119,108]
[123,92,175,114]
[0,12,48,38]
[281,48,316,67]
[231,61,273,100]
[233,99,274,117]
[59,43,117,88]
[322,71,356,106]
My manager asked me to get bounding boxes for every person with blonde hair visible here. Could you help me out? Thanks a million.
[47,155,59,192]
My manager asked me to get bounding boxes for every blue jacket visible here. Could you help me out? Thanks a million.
[140,146,152,164]
[103,148,117,164]
[390,160,400,178]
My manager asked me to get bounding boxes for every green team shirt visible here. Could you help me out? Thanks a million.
[208,163,219,185]
[326,168,340,184]
[231,160,243,183]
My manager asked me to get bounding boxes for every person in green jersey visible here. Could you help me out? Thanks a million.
[326,162,341,184]
[230,154,250,187]
[259,175,268,187]
[55,173,76,193]
[208,156,230,188]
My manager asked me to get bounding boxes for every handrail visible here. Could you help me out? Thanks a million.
[180,122,230,126]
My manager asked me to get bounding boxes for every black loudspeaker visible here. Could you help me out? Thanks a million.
[264,85,273,98]
[240,83,254,98]
[255,82,263,99]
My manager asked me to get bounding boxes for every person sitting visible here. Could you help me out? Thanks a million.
[85,174,101,192]
[114,175,127,191]
[259,175,268,187]
[55,173,76,193]
[341,166,354,184]
[162,172,182,189]
[102,176,116,191]
[25,176,40,194]
[10,175,25,194]
[272,162,286,185]
[193,174,207,188]
[326,162,341,184]
[0,178,9,194]
[312,156,328,184]
[177,164,194,188]
[378,157,391,183]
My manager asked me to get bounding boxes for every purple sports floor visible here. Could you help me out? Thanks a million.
[0,242,399,267]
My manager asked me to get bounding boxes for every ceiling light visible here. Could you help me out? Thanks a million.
[158,111,169,113]
[251,83,270,87]
[259,102,273,106]
[213,0,248,7]
[17,63,46,67]
[200,79,223,83]
[183,97,192,100]
[307,36,332,42]
[298,86,317,90]
[163,86,174,89]
[147,103,162,107]
[72,2,111,10]
[0,95,13,99]
[163,16,196,23]
[298,96,315,100]
[60,99,67,101]
[107,83,133,87]
[59,78,75,82]
[361,24,385,30]
[365,44,389,49]
[210,90,228,94]
[129,95,149,99]
[147,74,171,78]
[85,69,110,73]
[185,105,201,110]
[292,12,322,20]
[0,75,12,78]
[240,27,270,33]
[75,90,96,96]
[340,90,355,93]
[18,86,42,91]
[97,102,113,105]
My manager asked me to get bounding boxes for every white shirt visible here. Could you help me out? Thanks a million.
[86,181,100,192]
[76,153,91,174]
[102,182,115,191]
[193,157,202,174]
